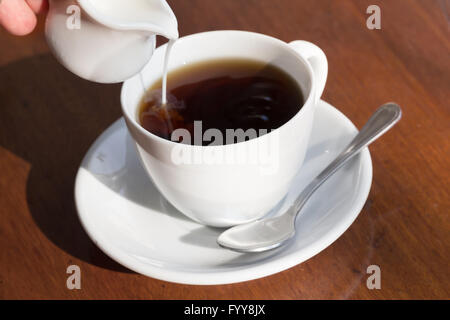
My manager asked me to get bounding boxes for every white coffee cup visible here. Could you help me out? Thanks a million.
[121,30,327,227]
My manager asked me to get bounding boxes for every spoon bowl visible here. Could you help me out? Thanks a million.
[217,207,297,252]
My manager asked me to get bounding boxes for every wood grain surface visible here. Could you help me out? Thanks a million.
[0,0,449,299]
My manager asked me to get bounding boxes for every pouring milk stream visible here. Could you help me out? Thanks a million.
[45,0,179,101]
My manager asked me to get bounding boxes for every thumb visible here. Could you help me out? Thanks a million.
[0,0,37,36]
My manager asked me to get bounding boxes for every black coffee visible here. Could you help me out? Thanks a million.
[139,58,304,145]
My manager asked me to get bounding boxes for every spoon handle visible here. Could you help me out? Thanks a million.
[291,103,402,214]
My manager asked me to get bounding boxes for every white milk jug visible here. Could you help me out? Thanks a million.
[45,0,178,83]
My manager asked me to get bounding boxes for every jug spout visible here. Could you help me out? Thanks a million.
[78,0,179,39]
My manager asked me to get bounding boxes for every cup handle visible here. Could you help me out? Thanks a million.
[288,40,328,103]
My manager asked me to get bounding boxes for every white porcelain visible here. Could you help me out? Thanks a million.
[45,0,178,83]
[75,100,372,285]
[122,30,328,227]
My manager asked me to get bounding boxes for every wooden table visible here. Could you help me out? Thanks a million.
[0,0,448,299]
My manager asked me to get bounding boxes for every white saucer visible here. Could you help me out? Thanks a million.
[75,100,372,285]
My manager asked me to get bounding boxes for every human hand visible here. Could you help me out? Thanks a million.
[0,0,48,36]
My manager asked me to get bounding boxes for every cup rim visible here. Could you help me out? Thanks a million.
[121,30,317,149]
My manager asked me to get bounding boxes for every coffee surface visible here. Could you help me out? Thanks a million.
[139,58,304,145]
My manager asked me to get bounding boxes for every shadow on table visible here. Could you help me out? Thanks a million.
[0,54,133,273]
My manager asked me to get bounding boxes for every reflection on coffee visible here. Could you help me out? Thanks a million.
[138,58,304,145]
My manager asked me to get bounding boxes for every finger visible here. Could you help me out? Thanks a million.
[0,0,37,36]
[25,0,48,14]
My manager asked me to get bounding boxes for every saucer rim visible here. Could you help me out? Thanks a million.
[74,99,373,285]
